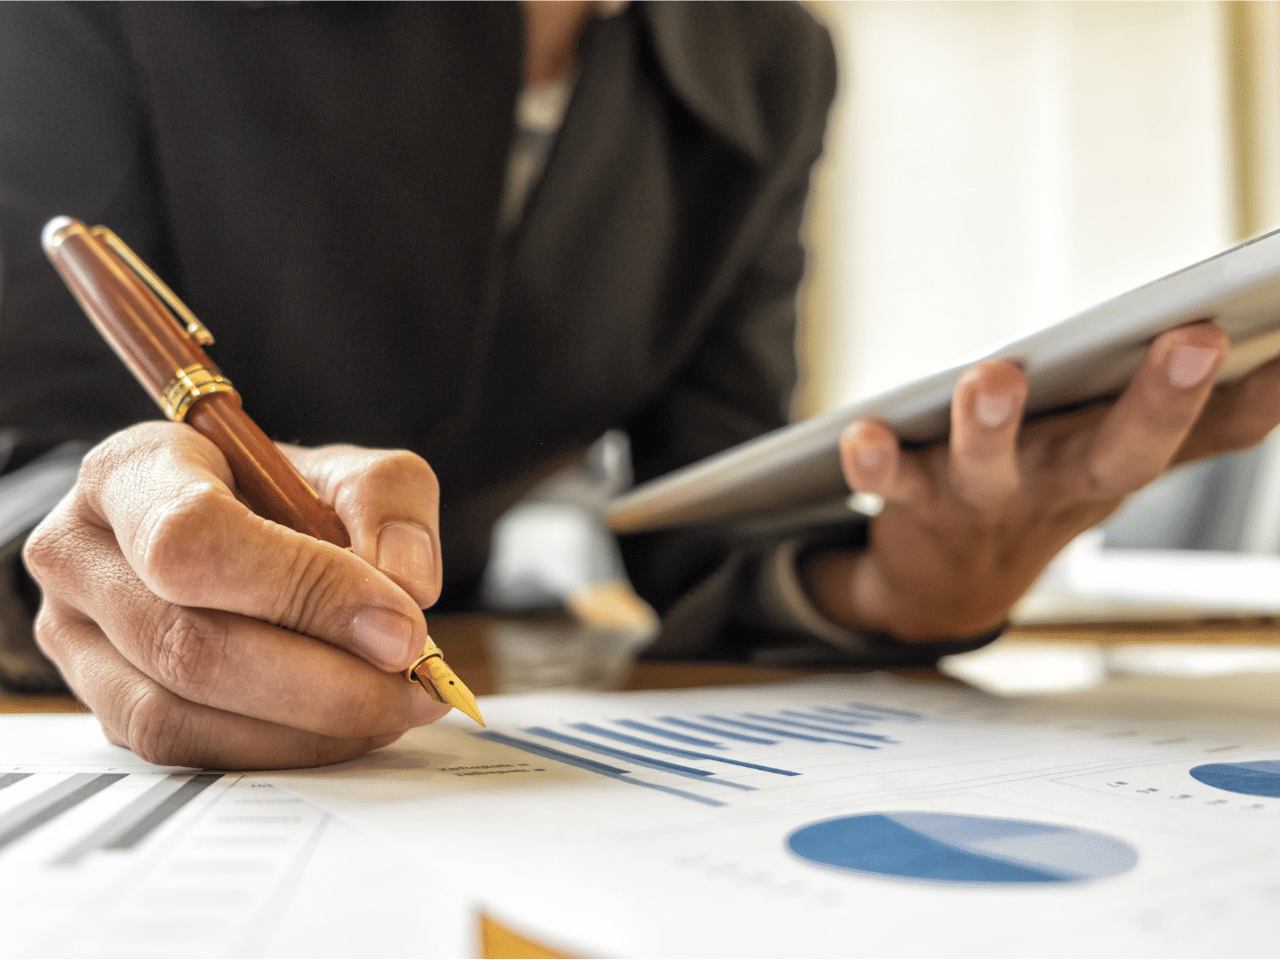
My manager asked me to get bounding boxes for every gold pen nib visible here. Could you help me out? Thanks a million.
[405,637,485,726]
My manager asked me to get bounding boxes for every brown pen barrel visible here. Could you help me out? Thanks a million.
[45,221,205,400]
[186,395,350,546]
[43,217,350,548]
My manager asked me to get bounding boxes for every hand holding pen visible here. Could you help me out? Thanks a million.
[23,218,480,769]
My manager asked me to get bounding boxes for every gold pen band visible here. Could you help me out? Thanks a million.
[406,639,485,725]
[163,364,237,422]
[405,650,438,685]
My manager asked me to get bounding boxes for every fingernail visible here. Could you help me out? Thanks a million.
[352,607,416,668]
[410,689,451,726]
[377,522,436,601]
[856,443,885,472]
[975,392,1014,429]
[1169,345,1218,389]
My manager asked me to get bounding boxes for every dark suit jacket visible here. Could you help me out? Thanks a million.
[0,2,861,686]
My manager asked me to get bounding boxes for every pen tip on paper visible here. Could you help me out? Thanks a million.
[438,676,485,727]
[407,643,485,727]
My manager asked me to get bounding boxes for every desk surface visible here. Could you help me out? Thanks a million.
[3,614,1276,960]
[3,614,1275,715]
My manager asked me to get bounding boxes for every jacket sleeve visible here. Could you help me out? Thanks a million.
[619,9,1002,666]
[618,153,824,651]
[0,2,162,452]
[617,6,844,662]
[0,3,163,691]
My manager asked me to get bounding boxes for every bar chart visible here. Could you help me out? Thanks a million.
[0,771,223,865]
[476,697,914,807]
[0,769,330,958]
[261,676,1280,957]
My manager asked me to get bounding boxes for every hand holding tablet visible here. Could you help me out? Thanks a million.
[610,227,1280,533]
[610,231,1280,643]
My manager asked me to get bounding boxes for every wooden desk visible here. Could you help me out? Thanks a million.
[1008,617,1280,645]
[0,614,850,715]
[3,614,1276,958]
[3,614,1276,716]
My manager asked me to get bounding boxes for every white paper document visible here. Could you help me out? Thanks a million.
[4,675,1279,958]
[0,716,470,959]
[271,675,1280,959]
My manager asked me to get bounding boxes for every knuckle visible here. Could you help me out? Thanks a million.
[150,608,229,694]
[30,604,73,661]
[124,686,208,767]
[78,424,161,492]
[381,448,435,480]
[21,517,68,587]
[135,483,230,600]
[22,487,96,590]
[77,435,120,486]
[279,544,347,635]
[367,448,439,495]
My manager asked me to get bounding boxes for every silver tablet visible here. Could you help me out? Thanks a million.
[608,227,1280,533]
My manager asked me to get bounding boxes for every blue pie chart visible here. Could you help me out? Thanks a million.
[787,812,1137,885]
[1190,760,1280,798]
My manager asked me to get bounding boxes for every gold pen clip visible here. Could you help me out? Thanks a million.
[91,226,215,346]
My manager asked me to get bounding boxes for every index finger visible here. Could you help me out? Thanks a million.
[77,423,428,671]
[283,444,442,608]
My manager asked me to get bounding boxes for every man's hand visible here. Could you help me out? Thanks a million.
[23,423,451,769]
[805,321,1280,640]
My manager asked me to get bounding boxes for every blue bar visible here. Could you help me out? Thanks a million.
[705,715,877,750]
[525,726,712,776]
[755,713,897,743]
[703,715,827,742]
[522,728,756,791]
[572,724,800,776]
[816,706,884,722]
[659,716,777,745]
[844,701,922,719]
[750,713,870,738]
[615,719,724,748]
[477,731,629,775]
[478,732,726,807]
[782,709,869,727]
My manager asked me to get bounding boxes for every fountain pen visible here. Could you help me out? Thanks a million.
[41,216,483,727]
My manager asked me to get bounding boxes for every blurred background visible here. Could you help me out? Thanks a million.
[799,0,1279,416]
